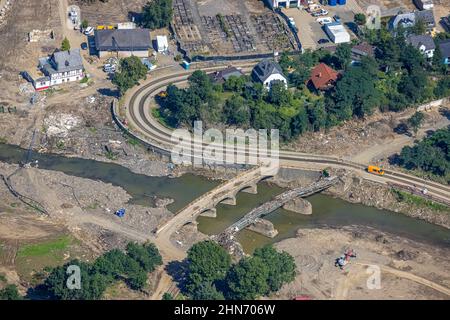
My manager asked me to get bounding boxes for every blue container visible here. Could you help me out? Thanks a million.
[337,0,346,5]
[328,0,337,6]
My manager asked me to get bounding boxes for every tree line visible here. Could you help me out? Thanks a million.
[41,242,162,300]
[395,127,450,183]
[182,241,296,300]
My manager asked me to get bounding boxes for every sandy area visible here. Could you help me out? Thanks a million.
[274,227,450,300]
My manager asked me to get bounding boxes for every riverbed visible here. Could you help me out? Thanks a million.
[1,143,449,253]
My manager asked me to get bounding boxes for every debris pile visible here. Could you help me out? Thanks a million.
[28,29,55,43]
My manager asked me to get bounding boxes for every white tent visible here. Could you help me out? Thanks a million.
[156,35,169,53]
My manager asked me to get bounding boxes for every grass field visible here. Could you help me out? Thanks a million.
[392,189,450,213]
[17,236,71,258]
[15,235,75,284]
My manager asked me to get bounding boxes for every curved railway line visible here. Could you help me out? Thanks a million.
[120,64,450,205]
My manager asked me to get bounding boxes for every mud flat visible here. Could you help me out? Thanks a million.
[273,226,450,300]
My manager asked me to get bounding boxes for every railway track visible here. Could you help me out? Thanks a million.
[121,64,450,205]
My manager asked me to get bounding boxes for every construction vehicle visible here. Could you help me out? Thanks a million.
[367,165,385,176]
[335,249,357,270]
[157,90,168,98]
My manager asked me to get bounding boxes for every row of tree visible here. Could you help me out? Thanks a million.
[396,127,450,182]
[184,241,296,300]
[43,242,162,300]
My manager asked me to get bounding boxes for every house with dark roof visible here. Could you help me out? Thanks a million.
[406,34,436,59]
[416,10,436,32]
[438,39,450,65]
[94,29,152,58]
[390,10,436,33]
[309,63,339,91]
[351,42,376,63]
[252,59,287,90]
[210,66,245,84]
[35,49,84,90]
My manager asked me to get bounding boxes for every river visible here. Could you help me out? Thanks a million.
[1,143,449,253]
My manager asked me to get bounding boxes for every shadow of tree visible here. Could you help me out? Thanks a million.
[97,88,119,98]
[165,259,189,294]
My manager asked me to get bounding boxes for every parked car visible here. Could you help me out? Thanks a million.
[318,38,330,44]
[333,15,341,22]
[80,42,88,50]
[84,26,94,35]
[317,17,333,25]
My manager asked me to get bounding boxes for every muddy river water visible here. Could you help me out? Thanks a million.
[1,143,449,252]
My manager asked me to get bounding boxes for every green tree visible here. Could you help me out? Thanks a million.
[81,19,89,30]
[434,76,450,98]
[397,128,450,179]
[186,241,231,294]
[253,246,296,293]
[162,292,173,300]
[127,270,148,290]
[223,95,250,126]
[225,256,269,300]
[45,260,111,300]
[126,242,162,273]
[411,19,426,35]
[0,284,22,300]
[141,0,173,30]
[267,81,289,106]
[407,111,425,136]
[191,282,225,300]
[112,56,148,96]
[61,37,71,51]
[354,13,367,26]
[333,65,381,118]
[334,44,352,70]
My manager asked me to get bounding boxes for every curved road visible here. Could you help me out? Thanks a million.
[122,65,450,205]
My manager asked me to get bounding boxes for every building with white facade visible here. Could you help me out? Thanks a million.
[406,34,436,59]
[35,49,84,90]
[265,0,301,9]
[324,22,350,44]
[252,59,287,90]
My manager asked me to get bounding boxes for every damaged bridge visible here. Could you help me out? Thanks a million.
[213,176,339,257]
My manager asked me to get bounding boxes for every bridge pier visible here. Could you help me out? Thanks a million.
[246,218,278,238]
[199,208,217,218]
[220,196,237,206]
[240,184,258,194]
[283,198,312,215]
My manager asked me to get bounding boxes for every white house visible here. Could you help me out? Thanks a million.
[36,49,84,90]
[265,0,301,9]
[406,34,436,59]
[252,59,287,90]
[325,22,351,44]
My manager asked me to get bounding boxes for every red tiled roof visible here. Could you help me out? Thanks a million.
[309,63,339,90]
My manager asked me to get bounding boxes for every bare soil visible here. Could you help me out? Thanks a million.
[274,227,450,300]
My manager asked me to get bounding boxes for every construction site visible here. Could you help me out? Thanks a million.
[172,0,299,58]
